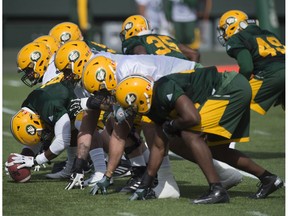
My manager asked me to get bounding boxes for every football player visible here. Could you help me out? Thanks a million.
[9,71,80,179]
[120,15,200,62]
[217,10,285,114]
[115,67,283,203]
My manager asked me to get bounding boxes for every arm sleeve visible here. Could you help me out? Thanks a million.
[49,113,71,155]
[235,49,254,80]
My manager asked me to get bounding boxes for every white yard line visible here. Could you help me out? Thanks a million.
[247,211,269,216]
[117,213,138,216]
[3,131,12,137]
[5,80,23,87]
[252,130,271,136]
[3,107,17,115]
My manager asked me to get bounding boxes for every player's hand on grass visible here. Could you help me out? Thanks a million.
[90,175,111,195]
[65,172,84,190]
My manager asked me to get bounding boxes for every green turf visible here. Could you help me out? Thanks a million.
[2,73,285,216]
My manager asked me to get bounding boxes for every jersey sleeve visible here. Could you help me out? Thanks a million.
[225,35,247,58]
[154,77,185,110]
[122,37,143,54]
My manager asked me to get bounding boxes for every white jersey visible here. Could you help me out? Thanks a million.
[116,55,197,81]
[41,54,61,85]
[92,53,197,82]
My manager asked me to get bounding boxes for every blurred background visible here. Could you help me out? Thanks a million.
[3,0,285,71]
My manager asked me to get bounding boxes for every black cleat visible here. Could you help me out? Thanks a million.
[249,175,284,199]
[191,185,230,204]
[119,166,146,193]
[113,159,132,178]
[120,175,142,193]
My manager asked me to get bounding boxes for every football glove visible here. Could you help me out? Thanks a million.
[129,187,156,201]
[4,161,11,175]
[90,175,111,195]
[69,98,88,117]
[65,172,85,190]
[33,163,47,172]
[113,105,136,124]
[162,120,180,139]
[12,154,35,169]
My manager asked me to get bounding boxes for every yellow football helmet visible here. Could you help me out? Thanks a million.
[33,35,61,54]
[217,10,249,45]
[115,75,153,114]
[119,15,152,41]
[49,22,83,44]
[82,56,117,94]
[17,42,53,87]
[54,40,92,80]
[10,108,45,146]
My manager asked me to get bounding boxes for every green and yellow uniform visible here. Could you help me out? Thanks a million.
[146,67,251,145]
[85,40,117,54]
[122,34,187,60]
[22,80,77,128]
[225,25,285,114]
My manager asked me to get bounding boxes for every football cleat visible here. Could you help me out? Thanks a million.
[249,175,284,199]
[51,160,67,173]
[191,185,230,204]
[113,158,132,178]
[119,166,146,193]
[45,167,72,179]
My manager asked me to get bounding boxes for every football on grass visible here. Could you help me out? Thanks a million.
[7,153,31,183]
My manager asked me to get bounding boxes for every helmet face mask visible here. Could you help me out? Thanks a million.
[120,15,152,42]
[115,75,153,114]
[10,108,45,146]
[17,42,52,87]
[18,67,39,87]
[217,10,249,46]
[82,56,117,94]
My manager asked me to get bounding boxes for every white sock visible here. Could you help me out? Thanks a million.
[89,148,106,174]
[129,155,146,167]
[157,156,174,181]
[154,156,180,199]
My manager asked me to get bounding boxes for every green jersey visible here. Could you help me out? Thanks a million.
[225,25,285,75]
[122,34,188,60]
[147,67,232,124]
[85,40,117,54]
[22,80,77,127]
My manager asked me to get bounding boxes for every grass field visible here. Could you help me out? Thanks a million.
[2,73,285,216]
